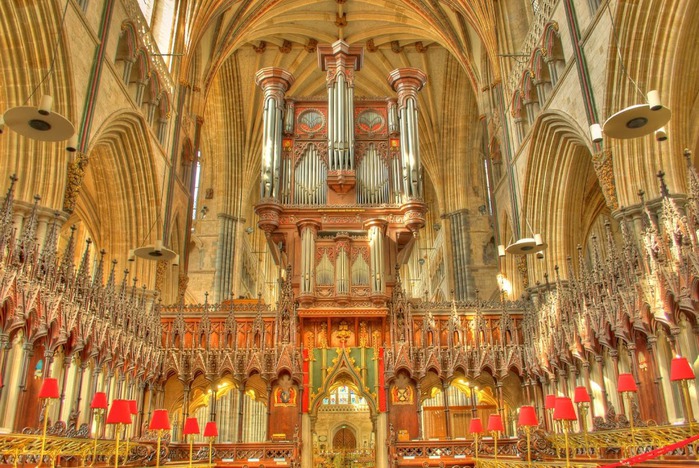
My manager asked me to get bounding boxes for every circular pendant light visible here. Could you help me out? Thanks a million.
[603,103,671,139]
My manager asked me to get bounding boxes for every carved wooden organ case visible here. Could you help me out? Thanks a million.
[255,40,429,337]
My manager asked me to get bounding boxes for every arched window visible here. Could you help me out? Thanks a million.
[322,385,367,406]
[191,153,202,220]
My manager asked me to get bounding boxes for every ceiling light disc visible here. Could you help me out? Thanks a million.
[133,245,177,261]
[603,104,671,139]
[506,238,547,255]
[3,106,75,142]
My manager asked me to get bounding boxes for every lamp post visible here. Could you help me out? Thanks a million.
[124,400,137,463]
[37,378,60,468]
[617,373,638,441]
[487,414,504,461]
[573,386,591,457]
[670,356,696,435]
[106,400,133,468]
[149,409,171,468]
[553,397,577,468]
[183,417,200,468]
[517,406,538,467]
[203,421,218,467]
[89,392,108,466]
[468,418,483,464]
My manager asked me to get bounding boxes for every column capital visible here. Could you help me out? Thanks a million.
[388,68,427,108]
[364,218,388,233]
[318,40,363,85]
[255,67,295,96]
[296,218,322,235]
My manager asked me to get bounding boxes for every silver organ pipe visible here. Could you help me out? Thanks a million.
[294,146,327,205]
[368,225,385,293]
[273,115,283,197]
[388,68,427,199]
[261,97,274,198]
[336,248,349,294]
[284,100,295,134]
[392,156,402,203]
[300,224,317,295]
[337,74,345,168]
[348,85,355,169]
[388,99,398,134]
[357,145,389,205]
[255,68,294,200]
[328,85,335,169]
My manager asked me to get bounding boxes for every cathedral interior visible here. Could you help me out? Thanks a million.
[0,0,698,467]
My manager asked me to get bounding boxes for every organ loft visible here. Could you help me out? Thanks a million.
[0,1,698,468]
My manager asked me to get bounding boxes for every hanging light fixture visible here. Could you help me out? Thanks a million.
[3,95,75,142]
[602,90,671,140]
[1,2,76,145]
[133,240,177,261]
[591,4,672,142]
[502,233,547,255]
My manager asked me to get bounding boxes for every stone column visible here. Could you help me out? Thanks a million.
[376,412,388,468]
[301,413,313,468]
[442,382,451,439]
[445,210,476,300]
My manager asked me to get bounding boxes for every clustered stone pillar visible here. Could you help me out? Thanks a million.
[446,209,476,300]
[388,68,427,199]
[255,67,295,201]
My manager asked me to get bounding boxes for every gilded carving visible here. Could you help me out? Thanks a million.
[592,149,619,210]
[62,152,89,213]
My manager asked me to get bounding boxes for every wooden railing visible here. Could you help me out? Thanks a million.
[168,442,296,467]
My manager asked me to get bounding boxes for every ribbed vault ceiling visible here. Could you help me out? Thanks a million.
[186,0,494,213]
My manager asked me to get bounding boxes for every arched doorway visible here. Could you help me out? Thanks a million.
[313,378,375,468]
[333,426,356,451]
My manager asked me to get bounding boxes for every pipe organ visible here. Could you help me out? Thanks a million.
[254,39,429,319]
[255,40,428,313]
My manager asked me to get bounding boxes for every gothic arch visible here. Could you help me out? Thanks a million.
[76,111,162,285]
[522,110,605,280]
[310,349,377,417]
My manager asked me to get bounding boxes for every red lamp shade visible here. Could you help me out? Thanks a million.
[38,378,60,399]
[544,394,557,410]
[128,400,138,415]
[468,418,483,434]
[573,386,591,404]
[90,392,108,410]
[203,421,218,438]
[617,373,638,393]
[183,417,200,436]
[487,414,504,433]
[149,409,171,431]
[518,405,538,427]
[670,357,696,381]
[468,418,484,434]
[106,399,133,425]
[553,397,577,421]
